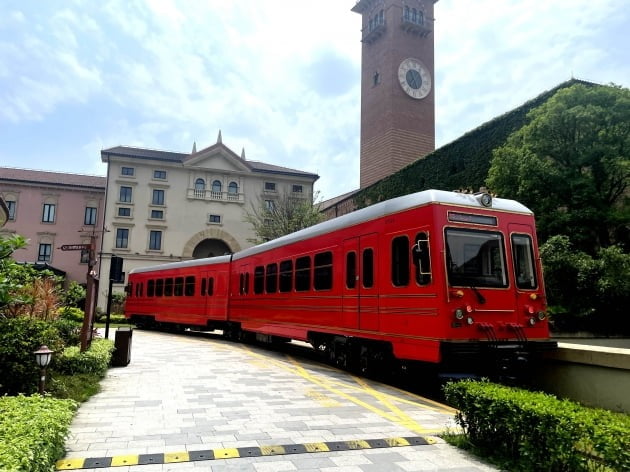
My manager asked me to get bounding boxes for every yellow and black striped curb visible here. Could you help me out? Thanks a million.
[56,436,437,469]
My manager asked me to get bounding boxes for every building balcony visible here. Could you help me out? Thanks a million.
[188,188,244,203]
[361,21,386,44]
[400,17,432,37]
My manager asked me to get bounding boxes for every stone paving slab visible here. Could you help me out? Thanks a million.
[57,330,498,471]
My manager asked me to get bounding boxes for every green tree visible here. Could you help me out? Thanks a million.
[244,191,324,244]
[487,83,630,252]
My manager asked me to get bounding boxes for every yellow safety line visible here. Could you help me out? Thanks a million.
[351,375,431,434]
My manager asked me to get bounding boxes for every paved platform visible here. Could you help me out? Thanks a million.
[57,329,498,471]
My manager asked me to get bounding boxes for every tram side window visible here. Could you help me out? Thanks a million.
[512,234,537,290]
[391,236,410,287]
[363,248,374,288]
[245,272,250,294]
[295,256,311,291]
[254,266,264,294]
[207,277,214,295]
[279,260,293,292]
[266,263,278,293]
[346,252,357,289]
[126,282,133,297]
[174,277,184,296]
[314,251,333,290]
[201,278,207,296]
[165,278,173,296]
[414,232,432,285]
[138,282,143,297]
[148,280,155,297]
[156,279,164,297]
[185,276,195,296]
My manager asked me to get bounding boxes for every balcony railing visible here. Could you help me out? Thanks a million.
[188,188,244,203]
[361,21,386,44]
[400,16,432,37]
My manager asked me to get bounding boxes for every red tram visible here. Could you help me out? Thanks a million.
[125,190,556,378]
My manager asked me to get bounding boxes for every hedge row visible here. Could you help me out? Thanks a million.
[0,395,77,472]
[54,338,115,377]
[443,380,630,471]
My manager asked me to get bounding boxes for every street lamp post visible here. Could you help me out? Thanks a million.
[33,345,53,394]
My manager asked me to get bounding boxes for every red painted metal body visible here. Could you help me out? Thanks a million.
[125,190,554,372]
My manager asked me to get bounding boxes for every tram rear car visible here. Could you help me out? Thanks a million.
[228,190,555,376]
[125,256,231,331]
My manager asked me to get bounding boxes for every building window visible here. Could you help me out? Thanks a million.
[118,207,131,217]
[149,231,162,250]
[38,243,51,262]
[42,203,55,223]
[119,186,132,203]
[292,185,303,193]
[6,200,16,220]
[373,71,380,86]
[264,182,276,192]
[84,207,97,225]
[195,178,205,190]
[116,228,129,248]
[265,200,276,211]
[209,214,221,224]
[121,167,134,176]
[152,189,165,205]
[80,249,89,264]
[212,180,222,193]
[150,209,164,219]
[228,181,238,195]
[153,170,167,179]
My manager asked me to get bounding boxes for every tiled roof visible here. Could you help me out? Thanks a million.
[0,167,106,190]
[102,145,319,180]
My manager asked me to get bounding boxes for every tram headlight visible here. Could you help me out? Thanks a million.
[476,193,492,207]
[466,316,474,325]
[528,317,536,326]
[454,308,465,320]
[537,311,546,321]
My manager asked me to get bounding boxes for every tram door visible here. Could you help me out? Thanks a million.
[509,224,539,324]
[343,234,379,331]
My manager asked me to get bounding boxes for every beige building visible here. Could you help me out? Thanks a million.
[97,134,319,309]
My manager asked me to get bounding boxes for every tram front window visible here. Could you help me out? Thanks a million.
[445,228,508,288]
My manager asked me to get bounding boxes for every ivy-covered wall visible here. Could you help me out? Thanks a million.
[353,79,593,208]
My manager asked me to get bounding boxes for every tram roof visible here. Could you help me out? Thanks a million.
[232,189,532,261]
[129,254,232,274]
[129,190,532,275]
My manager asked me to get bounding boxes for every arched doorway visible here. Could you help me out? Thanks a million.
[192,238,231,258]
[182,228,241,259]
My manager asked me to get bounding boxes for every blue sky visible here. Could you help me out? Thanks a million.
[1,0,629,200]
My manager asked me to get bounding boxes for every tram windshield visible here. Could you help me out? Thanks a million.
[445,228,508,288]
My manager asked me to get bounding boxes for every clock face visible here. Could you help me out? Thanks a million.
[398,58,431,99]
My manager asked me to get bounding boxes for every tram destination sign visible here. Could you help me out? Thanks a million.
[60,244,91,251]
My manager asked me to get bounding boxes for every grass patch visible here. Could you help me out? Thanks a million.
[48,373,102,403]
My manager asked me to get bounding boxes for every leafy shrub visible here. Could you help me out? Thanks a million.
[0,318,64,395]
[59,281,86,308]
[57,306,85,323]
[0,395,77,472]
[53,338,115,377]
[443,380,630,471]
[51,318,82,346]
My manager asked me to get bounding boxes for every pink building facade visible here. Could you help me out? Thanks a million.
[0,167,106,284]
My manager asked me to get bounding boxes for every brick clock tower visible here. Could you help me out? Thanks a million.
[352,0,438,188]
